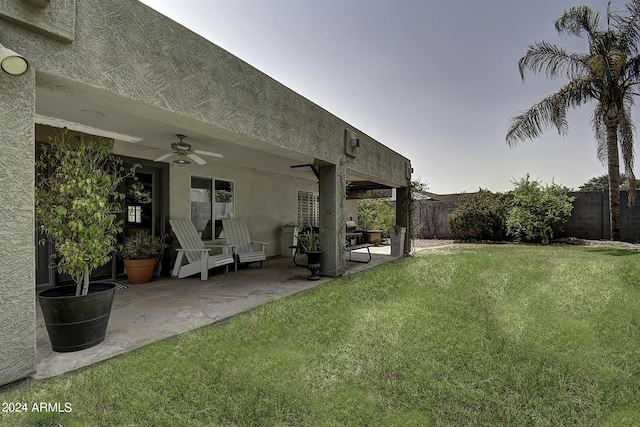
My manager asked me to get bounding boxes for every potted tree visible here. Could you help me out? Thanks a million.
[297,231,323,280]
[120,232,167,284]
[36,131,137,352]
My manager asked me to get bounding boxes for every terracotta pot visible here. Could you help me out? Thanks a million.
[123,257,157,284]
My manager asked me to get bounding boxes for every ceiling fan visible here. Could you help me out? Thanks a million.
[154,134,223,165]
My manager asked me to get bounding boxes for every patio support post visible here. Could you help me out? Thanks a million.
[319,162,347,276]
[0,64,36,386]
[396,185,411,255]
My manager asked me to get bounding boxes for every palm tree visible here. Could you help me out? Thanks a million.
[506,1,640,240]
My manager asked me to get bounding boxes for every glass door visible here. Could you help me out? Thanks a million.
[116,162,168,278]
[124,172,154,237]
[35,158,168,286]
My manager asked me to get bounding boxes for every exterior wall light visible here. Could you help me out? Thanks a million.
[344,128,360,157]
[0,43,29,76]
[405,163,413,179]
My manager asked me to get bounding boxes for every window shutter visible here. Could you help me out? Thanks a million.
[298,190,319,227]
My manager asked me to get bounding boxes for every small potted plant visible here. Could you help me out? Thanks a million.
[120,232,167,284]
[36,130,137,352]
[296,231,323,280]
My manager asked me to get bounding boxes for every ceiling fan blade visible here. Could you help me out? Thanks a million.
[187,153,207,165]
[194,149,223,159]
[154,152,174,162]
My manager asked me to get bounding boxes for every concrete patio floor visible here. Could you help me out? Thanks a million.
[34,246,399,380]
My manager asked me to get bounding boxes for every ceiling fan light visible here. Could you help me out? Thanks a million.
[173,159,190,165]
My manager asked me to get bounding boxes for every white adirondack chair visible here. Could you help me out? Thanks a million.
[221,219,268,268]
[169,219,236,280]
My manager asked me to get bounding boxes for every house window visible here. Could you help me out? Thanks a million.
[125,175,153,227]
[298,190,319,227]
[190,176,234,240]
[127,206,142,223]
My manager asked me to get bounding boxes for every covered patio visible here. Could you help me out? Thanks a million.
[1,0,413,386]
[34,248,397,380]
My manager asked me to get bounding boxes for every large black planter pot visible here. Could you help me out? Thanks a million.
[304,251,323,281]
[38,282,117,353]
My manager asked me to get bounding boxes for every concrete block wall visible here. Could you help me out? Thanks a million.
[558,192,608,240]
[417,191,640,243]
[414,200,456,239]
[620,192,640,242]
[559,191,640,242]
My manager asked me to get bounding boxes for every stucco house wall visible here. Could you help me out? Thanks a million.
[0,0,411,386]
[0,59,36,386]
[114,141,319,257]
[1,0,408,187]
[167,158,318,257]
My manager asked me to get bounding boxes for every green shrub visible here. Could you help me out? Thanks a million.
[120,232,168,260]
[357,198,395,237]
[448,189,510,240]
[505,175,574,244]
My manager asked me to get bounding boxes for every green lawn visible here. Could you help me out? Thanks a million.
[2,244,640,426]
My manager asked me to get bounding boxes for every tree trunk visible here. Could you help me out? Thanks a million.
[606,123,621,241]
[83,270,90,296]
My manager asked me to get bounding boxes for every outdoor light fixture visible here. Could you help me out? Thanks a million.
[0,43,29,76]
[406,163,413,179]
[344,128,360,157]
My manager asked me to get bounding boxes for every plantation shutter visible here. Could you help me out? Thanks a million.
[297,190,319,227]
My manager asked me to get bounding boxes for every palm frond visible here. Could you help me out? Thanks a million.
[518,42,589,80]
[507,79,597,146]
[624,54,640,81]
[591,104,609,165]
[555,5,601,39]
[619,100,637,204]
[507,97,557,145]
[611,0,640,52]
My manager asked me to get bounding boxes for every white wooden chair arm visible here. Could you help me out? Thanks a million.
[206,244,237,254]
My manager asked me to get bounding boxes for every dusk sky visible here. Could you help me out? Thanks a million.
[139,0,623,194]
